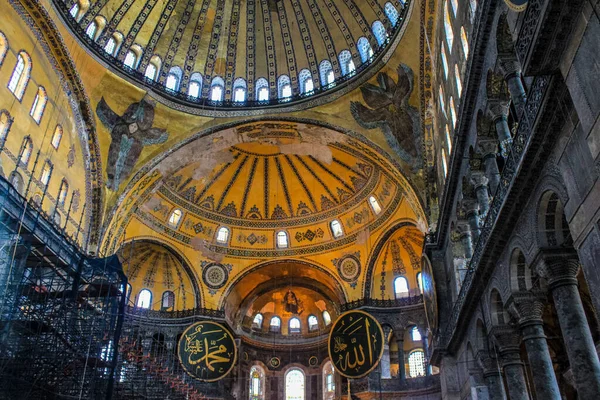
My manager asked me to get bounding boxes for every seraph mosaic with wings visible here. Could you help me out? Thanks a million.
[351,64,422,169]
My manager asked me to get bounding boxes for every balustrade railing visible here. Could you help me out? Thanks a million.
[341,295,424,311]
[126,305,225,320]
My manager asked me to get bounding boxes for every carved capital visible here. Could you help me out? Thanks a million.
[534,248,580,289]
[487,101,510,121]
[480,356,503,377]
[477,138,499,157]
[512,292,545,325]
[491,326,523,366]
[470,172,489,190]
[499,58,522,79]
[486,70,510,102]
[461,198,480,215]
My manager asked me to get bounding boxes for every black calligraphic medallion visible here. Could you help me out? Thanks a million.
[328,310,384,379]
[178,321,237,382]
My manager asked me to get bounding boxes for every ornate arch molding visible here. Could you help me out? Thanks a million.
[218,258,349,311]
[531,168,570,249]
[10,0,104,251]
[118,237,202,308]
[363,220,420,299]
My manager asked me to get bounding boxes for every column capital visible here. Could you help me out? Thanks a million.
[491,325,523,367]
[477,138,499,158]
[512,292,545,326]
[470,172,489,190]
[487,101,510,122]
[480,356,503,378]
[534,248,580,289]
[499,58,522,79]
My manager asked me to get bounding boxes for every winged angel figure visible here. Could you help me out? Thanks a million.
[96,97,168,191]
[350,64,422,169]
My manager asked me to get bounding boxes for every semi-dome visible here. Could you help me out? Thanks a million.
[59,0,412,110]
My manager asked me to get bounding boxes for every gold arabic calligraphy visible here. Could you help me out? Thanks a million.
[184,327,233,375]
[332,316,377,373]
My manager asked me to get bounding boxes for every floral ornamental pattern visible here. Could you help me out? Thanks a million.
[96,96,168,191]
[201,261,232,295]
[350,64,422,170]
[332,252,361,287]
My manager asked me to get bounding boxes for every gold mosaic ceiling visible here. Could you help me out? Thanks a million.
[60,0,411,107]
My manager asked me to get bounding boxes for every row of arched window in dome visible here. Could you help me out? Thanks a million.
[165,196,383,246]
[68,1,405,104]
[129,286,175,310]
[393,273,423,298]
[252,311,332,334]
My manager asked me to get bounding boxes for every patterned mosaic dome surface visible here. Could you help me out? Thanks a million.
[59,0,411,109]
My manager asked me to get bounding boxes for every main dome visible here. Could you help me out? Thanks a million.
[58,0,412,110]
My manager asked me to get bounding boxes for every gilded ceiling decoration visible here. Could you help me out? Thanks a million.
[58,0,412,108]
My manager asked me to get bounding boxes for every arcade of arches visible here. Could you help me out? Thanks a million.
[0,0,599,399]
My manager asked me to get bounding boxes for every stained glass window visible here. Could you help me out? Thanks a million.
[30,87,48,124]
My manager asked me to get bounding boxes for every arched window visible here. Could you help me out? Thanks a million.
[338,50,355,76]
[308,315,318,331]
[278,75,292,99]
[233,78,247,102]
[319,61,334,86]
[216,226,230,244]
[19,137,33,166]
[439,86,446,116]
[322,310,332,326]
[444,1,454,52]
[8,51,31,100]
[51,125,63,149]
[372,21,388,47]
[394,276,409,298]
[323,361,335,399]
[255,78,269,101]
[104,37,117,55]
[168,209,183,227]
[445,125,452,153]
[330,220,343,238]
[0,32,8,65]
[57,179,69,206]
[285,369,305,400]
[449,96,457,128]
[408,350,426,377]
[440,46,449,79]
[384,2,400,26]
[298,69,313,94]
[460,27,469,58]
[210,76,225,101]
[441,148,448,177]
[0,110,13,142]
[417,272,423,293]
[166,66,182,91]
[86,22,98,39]
[252,313,263,328]
[188,72,203,98]
[369,195,382,214]
[30,87,48,124]
[249,366,265,400]
[289,317,301,334]
[451,0,458,16]
[455,65,462,97]
[276,231,289,248]
[124,50,138,69]
[411,326,422,341]
[357,37,374,63]
[9,172,24,194]
[69,3,80,19]
[144,56,161,80]
[161,291,174,310]
[40,160,53,186]
[137,289,152,309]
[270,316,281,333]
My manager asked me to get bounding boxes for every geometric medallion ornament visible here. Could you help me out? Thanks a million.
[177,321,237,382]
[202,263,229,290]
[334,253,361,283]
[503,0,527,12]
[328,310,384,379]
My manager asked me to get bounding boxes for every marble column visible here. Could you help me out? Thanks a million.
[421,329,431,376]
[456,221,473,259]
[536,250,600,398]
[488,102,512,157]
[500,59,527,109]
[463,199,481,243]
[477,139,500,194]
[514,293,561,400]
[396,336,405,382]
[481,357,507,400]
[471,172,490,218]
[381,326,392,379]
[492,326,529,400]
